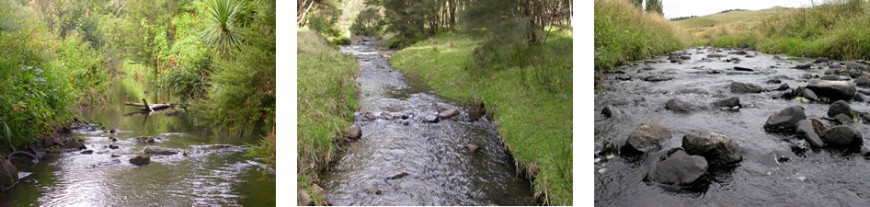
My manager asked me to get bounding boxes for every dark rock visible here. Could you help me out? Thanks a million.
[846,61,867,71]
[862,113,870,124]
[828,100,853,118]
[386,172,409,180]
[806,79,857,102]
[643,75,674,82]
[730,50,747,55]
[108,145,119,149]
[835,114,854,125]
[796,119,825,148]
[802,88,819,101]
[821,75,850,81]
[727,57,742,62]
[642,65,655,71]
[680,55,691,60]
[707,53,725,58]
[682,131,742,166]
[648,149,708,186]
[774,83,790,91]
[712,97,741,108]
[855,93,866,102]
[602,105,619,118]
[734,66,754,71]
[815,58,830,63]
[109,129,117,134]
[0,159,18,189]
[144,146,179,155]
[767,79,783,84]
[855,77,870,88]
[129,155,150,166]
[623,123,672,153]
[615,74,632,81]
[801,73,815,79]
[438,108,460,119]
[823,126,863,148]
[347,125,361,139]
[731,82,764,93]
[764,106,807,132]
[794,64,812,69]
[665,98,697,113]
[133,136,156,143]
[80,150,94,154]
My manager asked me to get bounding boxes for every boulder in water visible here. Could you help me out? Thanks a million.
[623,123,672,154]
[806,79,857,102]
[466,144,480,152]
[712,97,741,109]
[144,146,179,155]
[347,125,361,139]
[643,75,674,82]
[648,149,708,186]
[796,119,825,148]
[794,64,811,70]
[835,114,854,125]
[0,159,18,189]
[828,100,853,118]
[682,131,742,166]
[129,155,150,166]
[602,105,619,118]
[764,106,807,132]
[823,126,862,148]
[802,88,819,101]
[438,108,460,119]
[856,77,870,88]
[665,98,697,113]
[731,82,764,93]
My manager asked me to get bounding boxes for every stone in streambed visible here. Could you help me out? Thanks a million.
[806,79,857,102]
[682,131,742,166]
[439,108,460,119]
[835,114,854,125]
[823,126,862,148]
[643,75,674,82]
[622,123,672,154]
[764,106,807,132]
[129,155,150,166]
[665,98,697,113]
[347,125,361,139]
[712,97,741,109]
[796,119,825,148]
[602,105,619,118]
[731,82,764,93]
[855,77,870,88]
[802,88,819,101]
[144,146,179,155]
[828,100,853,118]
[0,159,19,189]
[647,149,708,186]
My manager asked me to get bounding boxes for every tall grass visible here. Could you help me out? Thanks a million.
[700,0,870,60]
[392,31,573,205]
[594,0,688,71]
[297,29,359,205]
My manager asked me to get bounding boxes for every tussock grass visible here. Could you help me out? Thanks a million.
[296,29,359,205]
[392,31,573,205]
[594,0,689,71]
[690,0,870,60]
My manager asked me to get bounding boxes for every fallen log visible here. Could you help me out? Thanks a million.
[124,99,174,111]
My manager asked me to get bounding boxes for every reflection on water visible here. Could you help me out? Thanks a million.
[0,83,275,206]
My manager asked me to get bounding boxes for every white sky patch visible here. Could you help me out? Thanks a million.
[662,0,820,18]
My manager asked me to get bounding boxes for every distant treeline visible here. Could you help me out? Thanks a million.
[670,15,697,21]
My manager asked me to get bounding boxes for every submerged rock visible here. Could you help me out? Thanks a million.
[806,79,857,102]
[823,126,863,148]
[623,123,672,154]
[144,146,179,155]
[643,75,674,82]
[682,131,742,166]
[129,155,150,166]
[712,97,741,109]
[648,149,708,186]
[764,106,807,132]
[796,119,825,148]
[731,82,764,93]
[602,105,619,118]
[665,98,697,114]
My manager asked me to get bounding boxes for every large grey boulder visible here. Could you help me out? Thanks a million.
[648,149,708,186]
[823,126,863,148]
[665,98,697,113]
[828,100,853,118]
[682,131,742,166]
[731,82,764,93]
[796,119,825,148]
[144,146,179,155]
[623,123,672,154]
[764,106,807,132]
[806,79,857,102]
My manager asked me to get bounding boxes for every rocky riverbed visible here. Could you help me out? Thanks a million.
[595,46,870,206]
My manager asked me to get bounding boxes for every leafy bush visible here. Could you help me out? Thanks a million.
[349,7,384,36]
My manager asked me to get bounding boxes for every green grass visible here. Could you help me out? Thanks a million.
[297,29,359,205]
[687,0,870,60]
[391,31,573,205]
[594,0,689,71]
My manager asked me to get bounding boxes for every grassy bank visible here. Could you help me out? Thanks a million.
[689,0,870,60]
[297,29,360,205]
[391,31,573,205]
[594,0,688,71]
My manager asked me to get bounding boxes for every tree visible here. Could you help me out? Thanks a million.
[645,0,663,15]
[203,0,244,55]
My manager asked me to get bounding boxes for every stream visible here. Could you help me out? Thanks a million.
[595,46,870,206]
[0,82,276,206]
[320,39,534,205]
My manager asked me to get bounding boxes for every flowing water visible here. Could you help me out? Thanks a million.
[595,47,870,206]
[0,82,275,206]
[321,39,534,205]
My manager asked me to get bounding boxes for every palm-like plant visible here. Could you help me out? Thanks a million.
[203,0,244,55]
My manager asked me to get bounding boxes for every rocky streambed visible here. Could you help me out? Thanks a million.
[595,46,870,206]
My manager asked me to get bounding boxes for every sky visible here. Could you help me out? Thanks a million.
[662,0,819,18]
